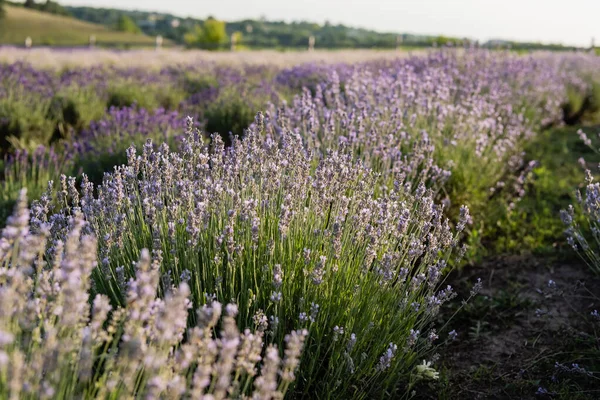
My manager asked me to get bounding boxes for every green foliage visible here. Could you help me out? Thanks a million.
[502,40,580,52]
[563,80,600,125]
[37,0,70,17]
[116,14,141,34]
[481,126,600,256]
[17,3,587,51]
[203,86,277,144]
[0,147,69,226]
[0,95,56,152]
[184,18,227,50]
[587,81,600,123]
[181,73,219,95]
[20,0,71,16]
[0,86,107,154]
[106,83,186,111]
[47,87,106,140]
[0,199,304,399]
[0,78,187,157]
[432,35,456,46]
[106,85,155,109]
[0,53,598,398]
[201,18,227,45]
[204,95,256,144]
[230,30,243,50]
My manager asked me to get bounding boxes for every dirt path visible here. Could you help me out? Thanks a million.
[420,256,600,399]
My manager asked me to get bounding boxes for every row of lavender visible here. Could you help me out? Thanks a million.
[1,50,600,398]
[0,60,294,155]
[0,60,305,221]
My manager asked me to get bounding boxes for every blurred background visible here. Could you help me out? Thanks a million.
[0,0,598,53]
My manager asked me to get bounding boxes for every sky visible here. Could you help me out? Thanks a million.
[58,0,599,47]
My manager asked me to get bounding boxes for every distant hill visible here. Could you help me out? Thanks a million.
[66,6,447,49]
[0,5,163,47]
[65,6,583,52]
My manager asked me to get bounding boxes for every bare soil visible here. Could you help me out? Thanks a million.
[418,255,600,400]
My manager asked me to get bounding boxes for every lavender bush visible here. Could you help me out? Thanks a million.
[71,105,187,183]
[0,146,69,225]
[262,51,581,255]
[0,61,288,154]
[561,128,600,274]
[31,116,469,396]
[0,190,306,399]
[0,87,57,152]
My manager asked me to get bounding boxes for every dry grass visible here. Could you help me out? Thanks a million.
[0,46,426,69]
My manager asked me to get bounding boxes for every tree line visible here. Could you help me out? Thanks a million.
[2,1,585,52]
[65,5,454,50]
[23,0,70,16]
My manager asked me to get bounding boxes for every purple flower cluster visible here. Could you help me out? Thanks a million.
[74,105,186,156]
[32,113,469,395]
[265,51,570,175]
[0,61,286,153]
[259,50,598,235]
[0,191,305,399]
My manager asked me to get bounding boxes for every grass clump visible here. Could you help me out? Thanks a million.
[482,126,600,256]
[106,83,186,111]
[0,146,69,225]
[46,86,106,140]
[0,93,56,152]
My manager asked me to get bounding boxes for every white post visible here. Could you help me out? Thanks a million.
[308,35,315,52]
[25,36,32,49]
[89,35,96,48]
[155,35,163,50]
[396,35,403,50]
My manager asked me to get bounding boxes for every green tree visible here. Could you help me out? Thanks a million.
[116,15,141,34]
[24,0,35,8]
[0,0,4,19]
[230,31,243,50]
[40,1,71,16]
[184,17,227,50]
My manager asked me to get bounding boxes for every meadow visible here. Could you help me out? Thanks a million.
[0,48,600,399]
[0,5,159,47]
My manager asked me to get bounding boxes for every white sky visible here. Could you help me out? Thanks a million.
[56,0,599,47]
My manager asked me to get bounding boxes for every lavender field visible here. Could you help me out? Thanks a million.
[1,49,600,399]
